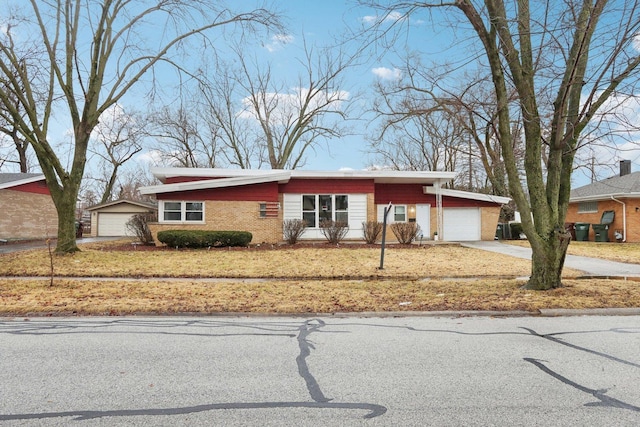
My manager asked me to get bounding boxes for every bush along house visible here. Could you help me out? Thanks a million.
[139,168,511,245]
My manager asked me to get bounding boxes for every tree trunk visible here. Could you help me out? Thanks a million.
[524,229,571,290]
[53,189,80,254]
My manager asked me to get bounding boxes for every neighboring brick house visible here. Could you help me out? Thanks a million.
[0,173,58,241]
[567,160,640,242]
[140,168,510,244]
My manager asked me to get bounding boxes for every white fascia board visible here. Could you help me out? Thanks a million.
[0,174,46,190]
[423,186,511,204]
[150,167,457,184]
[150,167,289,182]
[140,172,292,195]
[291,169,457,183]
[570,193,640,202]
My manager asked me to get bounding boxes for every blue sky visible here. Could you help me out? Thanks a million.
[3,1,638,189]
[221,1,640,186]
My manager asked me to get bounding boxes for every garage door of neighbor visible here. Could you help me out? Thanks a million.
[443,208,481,241]
[97,213,134,237]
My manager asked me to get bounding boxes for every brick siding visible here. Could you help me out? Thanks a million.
[150,199,283,246]
[0,189,58,240]
[567,198,640,242]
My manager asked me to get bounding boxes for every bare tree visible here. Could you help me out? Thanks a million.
[0,58,34,172]
[147,104,220,168]
[0,0,280,253]
[90,105,144,203]
[200,42,353,169]
[369,53,523,197]
[362,0,640,290]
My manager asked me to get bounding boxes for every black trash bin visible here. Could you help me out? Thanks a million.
[592,210,615,243]
[575,223,590,241]
[592,224,609,242]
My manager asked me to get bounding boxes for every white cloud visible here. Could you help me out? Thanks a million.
[264,33,294,52]
[633,33,640,51]
[361,15,377,24]
[371,67,402,80]
[360,11,406,25]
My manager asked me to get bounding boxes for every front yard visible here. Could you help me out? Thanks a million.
[0,240,638,315]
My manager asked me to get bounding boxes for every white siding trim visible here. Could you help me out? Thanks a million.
[283,193,367,240]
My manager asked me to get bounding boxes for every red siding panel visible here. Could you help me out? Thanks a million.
[374,184,500,207]
[10,180,51,195]
[157,182,279,201]
[374,184,433,204]
[280,178,375,194]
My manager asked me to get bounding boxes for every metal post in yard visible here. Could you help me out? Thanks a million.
[379,202,392,270]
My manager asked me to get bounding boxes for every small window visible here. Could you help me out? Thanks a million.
[161,201,204,222]
[163,202,182,221]
[185,202,203,221]
[259,203,267,218]
[302,195,316,227]
[394,205,406,222]
[578,201,598,213]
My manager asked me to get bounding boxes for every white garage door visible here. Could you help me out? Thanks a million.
[443,208,481,241]
[97,213,134,237]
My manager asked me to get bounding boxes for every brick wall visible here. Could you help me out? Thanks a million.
[567,199,640,242]
[480,206,501,240]
[0,189,58,240]
[150,199,283,245]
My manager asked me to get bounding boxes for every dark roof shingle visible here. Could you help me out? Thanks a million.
[571,171,640,199]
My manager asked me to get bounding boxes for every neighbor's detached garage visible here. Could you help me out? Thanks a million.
[86,200,157,237]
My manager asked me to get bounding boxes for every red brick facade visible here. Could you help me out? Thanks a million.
[566,198,640,242]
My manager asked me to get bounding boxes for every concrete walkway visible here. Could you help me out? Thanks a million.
[462,240,640,278]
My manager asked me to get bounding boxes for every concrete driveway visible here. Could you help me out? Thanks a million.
[462,240,640,277]
[0,237,119,254]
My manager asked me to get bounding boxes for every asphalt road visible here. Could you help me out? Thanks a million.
[1,315,639,426]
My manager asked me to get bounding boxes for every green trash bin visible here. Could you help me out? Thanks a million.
[592,224,609,242]
[575,223,590,241]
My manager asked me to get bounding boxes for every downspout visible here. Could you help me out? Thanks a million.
[610,196,626,242]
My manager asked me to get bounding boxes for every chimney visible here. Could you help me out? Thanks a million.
[620,160,631,176]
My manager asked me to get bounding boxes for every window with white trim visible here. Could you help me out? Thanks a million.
[302,194,348,227]
[578,201,598,213]
[393,205,406,222]
[161,201,204,222]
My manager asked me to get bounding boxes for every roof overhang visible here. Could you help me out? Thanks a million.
[140,172,292,195]
[423,186,511,205]
[141,168,458,195]
[0,174,46,190]
[86,199,158,211]
[569,193,640,202]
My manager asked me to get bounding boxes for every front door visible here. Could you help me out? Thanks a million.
[416,204,430,239]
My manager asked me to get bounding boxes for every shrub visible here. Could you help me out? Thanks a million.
[126,212,157,245]
[157,230,252,248]
[283,219,307,244]
[320,219,348,244]
[362,221,383,244]
[390,222,421,244]
[509,222,524,239]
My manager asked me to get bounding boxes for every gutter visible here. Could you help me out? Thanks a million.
[610,196,626,242]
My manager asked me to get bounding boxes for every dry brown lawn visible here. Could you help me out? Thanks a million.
[0,240,638,315]
[507,240,640,264]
